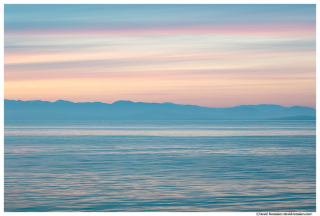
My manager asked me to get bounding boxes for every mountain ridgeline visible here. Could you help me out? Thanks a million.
[4,99,316,121]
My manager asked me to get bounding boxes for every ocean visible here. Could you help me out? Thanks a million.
[4,120,316,212]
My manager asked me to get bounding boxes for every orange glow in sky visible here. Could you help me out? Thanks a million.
[4,5,316,108]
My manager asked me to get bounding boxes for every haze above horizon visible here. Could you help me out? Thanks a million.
[4,5,316,108]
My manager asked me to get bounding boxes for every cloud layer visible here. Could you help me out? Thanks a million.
[4,5,316,108]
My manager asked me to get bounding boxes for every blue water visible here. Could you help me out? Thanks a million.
[4,120,316,212]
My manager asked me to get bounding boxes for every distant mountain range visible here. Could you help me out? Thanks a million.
[4,99,316,121]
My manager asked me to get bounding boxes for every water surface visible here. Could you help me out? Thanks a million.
[4,120,316,211]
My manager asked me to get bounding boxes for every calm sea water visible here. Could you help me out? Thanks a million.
[4,120,316,212]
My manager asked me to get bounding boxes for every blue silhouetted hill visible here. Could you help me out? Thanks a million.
[4,99,316,121]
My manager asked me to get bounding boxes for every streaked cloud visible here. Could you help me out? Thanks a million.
[4,4,316,108]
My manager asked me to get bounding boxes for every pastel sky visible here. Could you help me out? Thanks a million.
[4,4,316,108]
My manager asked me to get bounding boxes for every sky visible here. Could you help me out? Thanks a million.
[4,4,316,108]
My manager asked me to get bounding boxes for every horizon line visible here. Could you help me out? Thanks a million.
[4,98,316,110]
